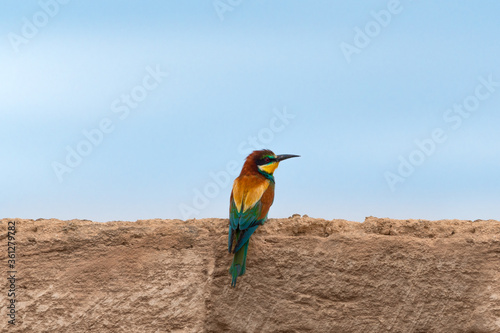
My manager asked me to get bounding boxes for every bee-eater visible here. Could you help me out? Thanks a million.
[228,149,299,287]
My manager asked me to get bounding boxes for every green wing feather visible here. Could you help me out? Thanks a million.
[228,195,265,287]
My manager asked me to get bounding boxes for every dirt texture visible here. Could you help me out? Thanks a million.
[0,216,499,333]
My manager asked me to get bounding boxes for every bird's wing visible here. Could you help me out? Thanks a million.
[256,181,274,221]
[230,176,269,230]
[228,176,271,253]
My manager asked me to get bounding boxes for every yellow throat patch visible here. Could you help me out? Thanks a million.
[258,161,279,175]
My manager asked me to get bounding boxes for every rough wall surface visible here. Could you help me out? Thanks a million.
[0,217,499,332]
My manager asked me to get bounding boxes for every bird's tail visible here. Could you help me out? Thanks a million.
[229,239,249,287]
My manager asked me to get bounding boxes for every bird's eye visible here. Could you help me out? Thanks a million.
[264,157,270,163]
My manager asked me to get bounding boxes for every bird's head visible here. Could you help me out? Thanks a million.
[243,149,300,177]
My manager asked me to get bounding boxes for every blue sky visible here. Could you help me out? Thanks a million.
[1,1,499,222]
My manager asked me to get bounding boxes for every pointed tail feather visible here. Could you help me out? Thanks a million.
[229,240,249,287]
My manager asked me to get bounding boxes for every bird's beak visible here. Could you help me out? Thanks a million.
[276,154,300,162]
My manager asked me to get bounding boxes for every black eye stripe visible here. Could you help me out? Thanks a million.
[256,156,276,166]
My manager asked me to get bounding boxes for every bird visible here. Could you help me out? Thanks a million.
[228,149,299,287]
